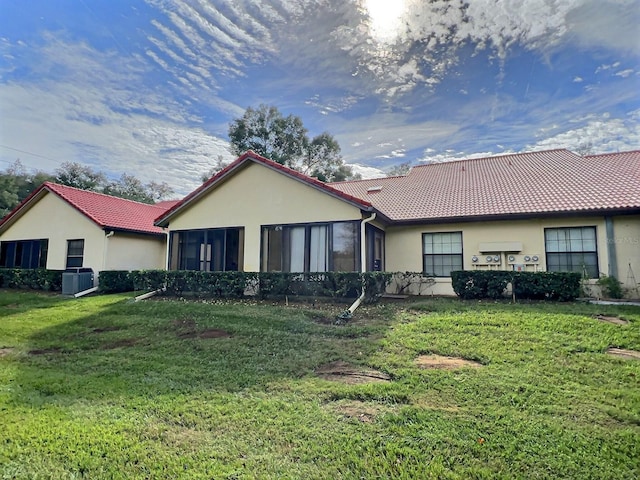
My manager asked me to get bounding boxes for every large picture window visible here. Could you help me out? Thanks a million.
[0,239,48,269]
[262,221,359,272]
[423,232,463,277]
[66,239,84,268]
[170,228,243,271]
[545,227,598,278]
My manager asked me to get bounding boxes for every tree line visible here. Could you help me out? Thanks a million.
[0,160,174,217]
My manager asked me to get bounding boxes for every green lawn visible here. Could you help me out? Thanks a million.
[0,290,639,479]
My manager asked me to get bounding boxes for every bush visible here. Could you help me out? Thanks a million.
[451,270,582,301]
[597,275,624,299]
[97,270,392,302]
[0,268,63,291]
[99,271,135,293]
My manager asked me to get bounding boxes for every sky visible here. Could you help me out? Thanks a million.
[0,0,639,197]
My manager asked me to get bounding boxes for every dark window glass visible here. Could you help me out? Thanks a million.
[1,239,48,269]
[262,221,360,273]
[174,228,243,272]
[66,239,84,268]
[423,232,463,277]
[545,227,598,278]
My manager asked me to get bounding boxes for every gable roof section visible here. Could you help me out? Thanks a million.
[0,182,171,236]
[155,150,374,227]
[330,149,640,222]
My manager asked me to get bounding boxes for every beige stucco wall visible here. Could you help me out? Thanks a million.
[0,192,168,280]
[384,215,635,297]
[0,192,106,272]
[104,233,166,271]
[611,215,640,295]
[167,162,364,271]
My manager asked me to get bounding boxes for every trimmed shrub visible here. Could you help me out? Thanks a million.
[0,268,63,291]
[98,270,392,302]
[99,271,135,293]
[452,270,581,301]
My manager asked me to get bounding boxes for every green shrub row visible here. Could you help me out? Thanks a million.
[99,270,393,302]
[451,270,582,301]
[0,268,64,291]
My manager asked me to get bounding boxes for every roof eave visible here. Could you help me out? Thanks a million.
[387,207,640,226]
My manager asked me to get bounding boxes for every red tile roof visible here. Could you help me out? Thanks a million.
[155,150,373,226]
[0,182,172,236]
[331,149,640,222]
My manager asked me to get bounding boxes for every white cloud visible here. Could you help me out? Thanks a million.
[528,111,640,153]
[615,69,634,78]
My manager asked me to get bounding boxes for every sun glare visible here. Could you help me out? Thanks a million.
[364,0,406,43]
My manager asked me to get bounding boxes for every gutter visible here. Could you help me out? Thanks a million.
[339,212,377,321]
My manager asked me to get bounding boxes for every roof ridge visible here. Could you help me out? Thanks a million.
[411,148,577,168]
[44,181,166,209]
[584,150,640,158]
[330,174,402,185]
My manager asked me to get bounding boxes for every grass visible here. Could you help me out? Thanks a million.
[0,290,639,479]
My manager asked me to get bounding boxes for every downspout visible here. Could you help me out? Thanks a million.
[339,212,377,320]
[101,230,115,287]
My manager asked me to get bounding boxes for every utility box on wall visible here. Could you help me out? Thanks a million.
[62,268,94,295]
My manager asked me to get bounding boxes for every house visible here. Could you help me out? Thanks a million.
[0,182,176,281]
[156,149,640,297]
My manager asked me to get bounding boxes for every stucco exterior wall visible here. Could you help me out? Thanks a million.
[612,215,640,295]
[384,216,627,296]
[0,192,106,272]
[104,233,166,271]
[167,162,363,271]
[0,192,169,278]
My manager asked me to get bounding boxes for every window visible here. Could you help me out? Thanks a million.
[170,228,243,271]
[66,239,84,268]
[423,232,463,277]
[0,239,48,269]
[366,224,385,271]
[262,221,360,272]
[545,227,598,278]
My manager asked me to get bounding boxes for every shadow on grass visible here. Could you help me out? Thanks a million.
[10,294,398,404]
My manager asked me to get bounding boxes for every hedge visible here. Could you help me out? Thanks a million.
[0,268,64,291]
[98,270,392,302]
[451,270,582,301]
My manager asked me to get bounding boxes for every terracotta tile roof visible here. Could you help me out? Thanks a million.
[0,182,172,236]
[156,150,373,226]
[331,149,640,222]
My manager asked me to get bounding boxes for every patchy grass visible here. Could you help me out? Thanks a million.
[0,290,639,479]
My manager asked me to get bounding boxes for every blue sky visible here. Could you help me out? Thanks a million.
[0,0,638,196]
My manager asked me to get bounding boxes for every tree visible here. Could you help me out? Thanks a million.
[228,104,357,181]
[0,160,54,217]
[386,161,412,177]
[53,162,173,204]
[55,162,106,191]
[103,174,174,204]
[201,155,230,183]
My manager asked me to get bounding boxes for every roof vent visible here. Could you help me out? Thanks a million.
[367,186,383,193]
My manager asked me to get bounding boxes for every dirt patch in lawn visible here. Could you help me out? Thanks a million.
[594,315,629,326]
[333,400,394,423]
[178,328,232,339]
[316,361,391,384]
[606,348,640,360]
[415,354,482,370]
[0,347,15,357]
[101,338,140,349]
